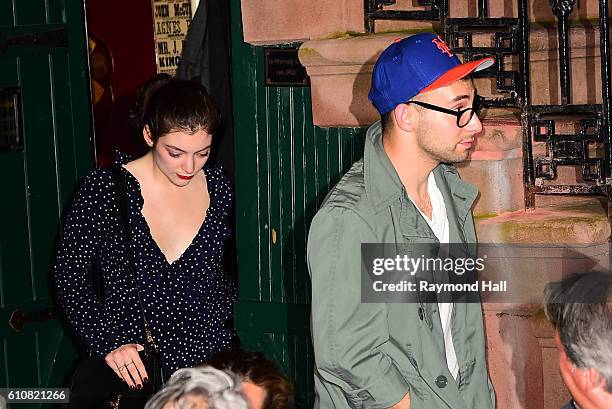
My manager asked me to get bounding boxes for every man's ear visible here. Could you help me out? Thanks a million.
[555,333,580,387]
[143,125,154,148]
[393,104,418,133]
[583,367,606,390]
[574,367,612,409]
[586,367,612,408]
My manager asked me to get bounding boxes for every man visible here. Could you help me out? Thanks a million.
[145,366,250,409]
[307,32,496,409]
[205,347,294,409]
[544,272,612,409]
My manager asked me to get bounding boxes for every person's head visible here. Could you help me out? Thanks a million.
[205,348,293,409]
[145,367,250,409]
[544,272,612,409]
[369,33,494,164]
[131,75,221,186]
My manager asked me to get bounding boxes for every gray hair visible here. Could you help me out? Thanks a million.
[544,272,612,392]
[145,367,250,409]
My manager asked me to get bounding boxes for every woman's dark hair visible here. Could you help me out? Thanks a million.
[128,74,221,143]
[205,348,294,409]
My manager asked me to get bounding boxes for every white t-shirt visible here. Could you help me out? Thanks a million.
[407,172,459,380]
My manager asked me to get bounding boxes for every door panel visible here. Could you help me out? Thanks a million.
[21,52,62,301]
[0,153,31,307]
[13,0,47,26]
[0,0,93,405]
[230,0,367,406]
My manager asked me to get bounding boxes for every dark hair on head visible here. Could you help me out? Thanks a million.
[381,111,394,134]
[205,348,294,409]
[129,74,221,144]
[128,73,173,130]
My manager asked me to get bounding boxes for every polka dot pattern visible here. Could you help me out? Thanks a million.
[53,152,236,375]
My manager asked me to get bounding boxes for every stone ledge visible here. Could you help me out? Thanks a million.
[240,0,604,45]
[299,33,399,127]
[300,26,608,127]
[475,198,610,243]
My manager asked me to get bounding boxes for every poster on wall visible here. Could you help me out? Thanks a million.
[152,0,199,75]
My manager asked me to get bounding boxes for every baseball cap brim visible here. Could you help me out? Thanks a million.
[420,56,495,94]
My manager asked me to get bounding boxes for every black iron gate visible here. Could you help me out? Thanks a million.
[365,0,612,210]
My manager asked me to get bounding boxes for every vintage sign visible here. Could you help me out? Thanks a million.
[264,48,310,87]
[152,0,199,75]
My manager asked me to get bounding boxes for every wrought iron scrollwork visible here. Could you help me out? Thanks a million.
[445,28,521,101]
[362,0,612,209]
[532,117,605,184]
[523,0,611,206]
[549,0,576,17]
[364,0,442,33]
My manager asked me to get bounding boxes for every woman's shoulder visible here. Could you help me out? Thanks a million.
[76,165,130,205]
[62,168,119,225]
[205,163,232,208]
[79,167,114,192]
[205,163,231,190]
[79,150,134,191]
[70,169,112,211]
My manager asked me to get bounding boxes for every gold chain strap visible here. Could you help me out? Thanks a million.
[145,327,159,352]
[107,393,121,409]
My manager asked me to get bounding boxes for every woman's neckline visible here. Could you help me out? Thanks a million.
[119,159,213,266]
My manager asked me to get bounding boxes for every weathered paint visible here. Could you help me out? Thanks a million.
[0,0,93,400]
[230,0,367,405]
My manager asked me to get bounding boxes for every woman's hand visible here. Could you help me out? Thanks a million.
[105,344,148,389]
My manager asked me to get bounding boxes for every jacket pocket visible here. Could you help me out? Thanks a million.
[374,343,425,402]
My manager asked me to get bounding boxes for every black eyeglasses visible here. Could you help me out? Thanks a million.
[406,95,484,128]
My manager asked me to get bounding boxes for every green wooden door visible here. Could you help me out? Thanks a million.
[229,1,367,406]
[0,0,93,406]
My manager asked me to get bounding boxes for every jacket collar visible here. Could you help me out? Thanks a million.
[434,164,479,226]
[363,121,479,219]
[363,121,405,213]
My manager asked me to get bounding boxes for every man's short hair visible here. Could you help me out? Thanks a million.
[544,272,612,392]
[145,367,250,409]
[381,111,393,134]
[206,348,294,409]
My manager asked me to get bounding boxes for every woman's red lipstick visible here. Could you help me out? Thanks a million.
[177,174,194,180]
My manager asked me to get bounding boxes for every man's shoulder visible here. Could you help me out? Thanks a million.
[319,159,369,213]
[308,159,377,238]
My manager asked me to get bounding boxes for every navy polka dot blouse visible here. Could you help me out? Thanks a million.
[53,152,236,374]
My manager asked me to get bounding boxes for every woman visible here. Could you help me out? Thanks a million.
[54,77,236,396]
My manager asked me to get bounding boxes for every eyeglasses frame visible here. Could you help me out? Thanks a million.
[405,95,484,128]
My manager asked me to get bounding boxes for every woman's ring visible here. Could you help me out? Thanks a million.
[118,366,126,372]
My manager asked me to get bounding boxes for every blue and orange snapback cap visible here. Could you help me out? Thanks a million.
[368,33,495,115]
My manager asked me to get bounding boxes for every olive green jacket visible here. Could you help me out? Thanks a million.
[307,122,495,409]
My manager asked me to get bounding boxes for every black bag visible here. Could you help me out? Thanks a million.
[63,167,166,409]
[64,345,163,409]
